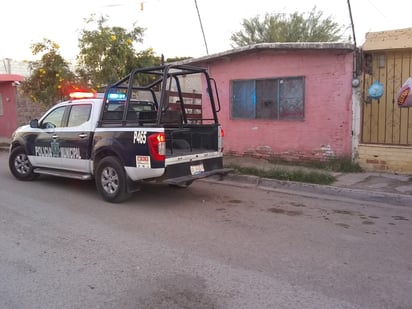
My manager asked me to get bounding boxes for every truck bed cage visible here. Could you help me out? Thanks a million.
[98,64,221,128]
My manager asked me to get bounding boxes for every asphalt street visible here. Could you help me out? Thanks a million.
[0,151,411,308]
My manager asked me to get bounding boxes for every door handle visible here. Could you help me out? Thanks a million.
[78,133,88,138]
[52,134,58,139]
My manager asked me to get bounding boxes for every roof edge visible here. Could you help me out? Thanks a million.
[173,42,355,65]
[0,74,24,82]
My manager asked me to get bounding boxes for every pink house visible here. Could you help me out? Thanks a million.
[181,43,356,161]
[0,74,24,138]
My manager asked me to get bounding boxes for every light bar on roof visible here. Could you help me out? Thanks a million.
[107,93,127,100]
[69,92,97,99]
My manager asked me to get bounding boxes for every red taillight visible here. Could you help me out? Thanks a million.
[148,133,166,161]
[219,127,224,152]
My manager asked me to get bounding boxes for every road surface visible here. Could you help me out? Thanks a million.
[0,152,411,308]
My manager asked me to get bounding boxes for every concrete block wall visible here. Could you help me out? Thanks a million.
[358,144,412,174]
[16,89,46,127]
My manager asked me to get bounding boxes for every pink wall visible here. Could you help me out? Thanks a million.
[204,50,354,161]
[0,83,19,138]
[0,74,24,138]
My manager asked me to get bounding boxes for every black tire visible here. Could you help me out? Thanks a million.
[95,156,132,203]
[9,146,38,181]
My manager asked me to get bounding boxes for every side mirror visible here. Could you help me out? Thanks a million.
[30,119,39,128]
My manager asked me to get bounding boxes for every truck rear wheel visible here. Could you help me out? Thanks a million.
[9,146,38,181]
[95,156,132,203]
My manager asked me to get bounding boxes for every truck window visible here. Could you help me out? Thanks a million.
[67,104,92,127]
[102,101,125,121]
[41,106,66,128]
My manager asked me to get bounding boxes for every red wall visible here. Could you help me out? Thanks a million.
[0,82,19,138]
[203,50,354,161]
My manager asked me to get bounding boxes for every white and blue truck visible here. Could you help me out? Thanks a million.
[9,64,231,202]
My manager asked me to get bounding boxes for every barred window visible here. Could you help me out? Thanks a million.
[231,77,305,120]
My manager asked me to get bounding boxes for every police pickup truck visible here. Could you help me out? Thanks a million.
[9,64,231,202]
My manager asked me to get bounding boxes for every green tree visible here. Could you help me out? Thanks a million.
[21,39,76,107]
[76,14,146,89]
[230,6,344,47]
[21,16,169,105]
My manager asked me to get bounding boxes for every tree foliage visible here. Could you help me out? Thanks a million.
[21,39,76,107]
[230,6,344,47]
[76,15,149,89]
[22,15,164,105]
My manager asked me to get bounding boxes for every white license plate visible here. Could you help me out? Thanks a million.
[190,163,204,175]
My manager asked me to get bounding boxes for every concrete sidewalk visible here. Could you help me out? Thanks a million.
[222,155,412,206]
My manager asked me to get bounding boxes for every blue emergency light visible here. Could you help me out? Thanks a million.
[107,93,127,100]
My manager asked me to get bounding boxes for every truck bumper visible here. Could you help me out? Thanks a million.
[161,156,233,185]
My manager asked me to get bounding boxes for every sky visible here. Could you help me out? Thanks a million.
[1,0,411,62]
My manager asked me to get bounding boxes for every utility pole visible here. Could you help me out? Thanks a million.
[194,0,209,55]
[347,0,357,48]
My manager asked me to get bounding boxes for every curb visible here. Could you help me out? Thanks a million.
[204,174,412,207]
[2,145,411,207]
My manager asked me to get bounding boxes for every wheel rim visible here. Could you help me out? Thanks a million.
[101,166,119,194]
[14,153,31,175]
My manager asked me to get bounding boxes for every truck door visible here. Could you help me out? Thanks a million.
[30,105,66,168]
[55,104,93,173]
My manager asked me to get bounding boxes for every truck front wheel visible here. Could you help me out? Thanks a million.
[95,156,132,203]
[9,146,38,181]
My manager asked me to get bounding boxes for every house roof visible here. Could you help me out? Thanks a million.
[362,28,412,51]
[174,42,355,65]
[0,74,24,83]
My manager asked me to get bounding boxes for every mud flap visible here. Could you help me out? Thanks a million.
[126,177,142,193]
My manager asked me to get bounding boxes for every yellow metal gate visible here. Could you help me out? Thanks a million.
[361,50,412,145]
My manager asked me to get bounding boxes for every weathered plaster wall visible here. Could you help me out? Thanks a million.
[0,85,46,138]
[206,50,354,161]
[0,83,18,137]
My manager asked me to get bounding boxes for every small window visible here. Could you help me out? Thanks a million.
[231,76,305,120]
[68,105,92,127]
[363,53,373,75]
